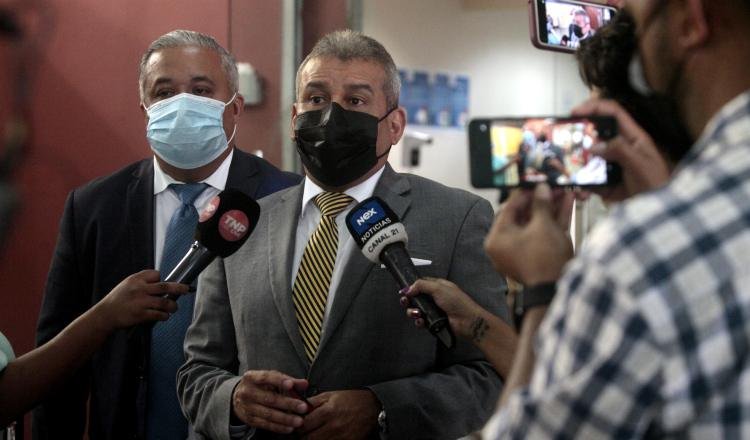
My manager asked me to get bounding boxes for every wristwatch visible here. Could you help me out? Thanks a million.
[377,407,387,433]
[522,282,557,310]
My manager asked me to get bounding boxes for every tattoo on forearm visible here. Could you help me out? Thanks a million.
[470,316,489,344]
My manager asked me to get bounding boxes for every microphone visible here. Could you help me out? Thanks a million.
[345,196,455,348]
[163,188,260,298]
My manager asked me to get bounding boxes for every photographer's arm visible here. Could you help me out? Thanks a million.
[484,184,574,402]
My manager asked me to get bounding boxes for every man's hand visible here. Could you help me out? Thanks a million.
[298,389,379,440]
[231,370,310,434]
[573,99,671,202]
[91,269,189,330]
[484,183,574,286]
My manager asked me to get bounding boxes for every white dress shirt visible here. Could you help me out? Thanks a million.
[152,149,234,270]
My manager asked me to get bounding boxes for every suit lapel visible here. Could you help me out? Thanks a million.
[317,165,412,355]
[126,159,155,271]
[125,159,155,434]
[226,148,260,197]
[267,184,309,366]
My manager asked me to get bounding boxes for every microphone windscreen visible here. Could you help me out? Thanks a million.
[345,196,408,263]
[195,189,260,257]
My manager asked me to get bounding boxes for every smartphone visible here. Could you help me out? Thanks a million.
[468,116,621,188]
[529,0,618,53]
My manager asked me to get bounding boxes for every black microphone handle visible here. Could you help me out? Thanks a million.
[163,241,216,300]
[380,242,455,348]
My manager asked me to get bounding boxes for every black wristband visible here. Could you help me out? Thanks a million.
[521,282,557,310]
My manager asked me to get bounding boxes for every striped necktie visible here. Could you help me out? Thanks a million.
[147,182,207,440]
[293,192,353,363]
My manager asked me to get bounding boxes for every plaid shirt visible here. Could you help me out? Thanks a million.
[483,90,750,439]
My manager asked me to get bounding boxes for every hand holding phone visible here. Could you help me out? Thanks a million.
[572,99,671,201]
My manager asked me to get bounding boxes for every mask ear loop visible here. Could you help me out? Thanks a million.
[223,92,240,148]
[376,146,392,160]
[376,106,399,158]
[224,92,238,107]
[225,123,238,148]
[378,106,398,122]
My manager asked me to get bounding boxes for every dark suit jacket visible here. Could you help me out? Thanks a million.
[33,148,300,440]
[179,164,510,440]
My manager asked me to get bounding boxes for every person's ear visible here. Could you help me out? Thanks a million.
[290,103,299,140]
[231,93,245,122]
[140,101,148,123]
[677,0,710,51]
[387,106,407,145]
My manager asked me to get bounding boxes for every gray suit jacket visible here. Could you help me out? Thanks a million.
[178,165,510,440]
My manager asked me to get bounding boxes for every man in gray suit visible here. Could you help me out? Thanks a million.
[178,30,512,440]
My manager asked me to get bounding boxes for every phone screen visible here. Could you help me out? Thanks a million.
[468,116,620,188]
[530,0,617,52]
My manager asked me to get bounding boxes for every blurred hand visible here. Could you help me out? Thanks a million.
[399,278,488,342]
[299,389,379,440]
[91,269,188,330]
[484,184,574,286]
[232,370,309,434]
[573,99,670,202]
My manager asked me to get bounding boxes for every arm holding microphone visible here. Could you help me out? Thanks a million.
[5,189,261,426]
[339,195,511,439]
[349,196,518,380]
[402,184,574,398]
[400,278,518,380]
[0,270,188,427]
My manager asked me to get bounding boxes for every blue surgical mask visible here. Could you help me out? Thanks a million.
[145,92,237,169]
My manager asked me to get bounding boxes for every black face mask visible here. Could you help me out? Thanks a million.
[572,24,584,38]
[294,102,394,188]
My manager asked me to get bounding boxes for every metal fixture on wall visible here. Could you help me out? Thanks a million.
[280,0,302,173]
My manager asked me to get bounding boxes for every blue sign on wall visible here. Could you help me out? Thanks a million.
[399,69,470,129]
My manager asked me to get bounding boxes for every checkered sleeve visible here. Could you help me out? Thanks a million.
[483,255,664,439]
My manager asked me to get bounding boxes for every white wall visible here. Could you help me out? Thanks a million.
[362,0,591,206]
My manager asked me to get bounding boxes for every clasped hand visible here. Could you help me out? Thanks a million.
[232,370,379,439]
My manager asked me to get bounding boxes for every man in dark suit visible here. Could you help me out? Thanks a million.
[33,30,299,440]
[178,30,513,440]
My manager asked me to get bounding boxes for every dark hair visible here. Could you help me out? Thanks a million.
[576,10,692,164]
[576,11,636,100]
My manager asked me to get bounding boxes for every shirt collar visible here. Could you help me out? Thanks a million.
[674,89,750,172]
[300,166,386,218]
[153,148,234,195]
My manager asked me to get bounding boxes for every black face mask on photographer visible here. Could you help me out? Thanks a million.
[294,102,396,188]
